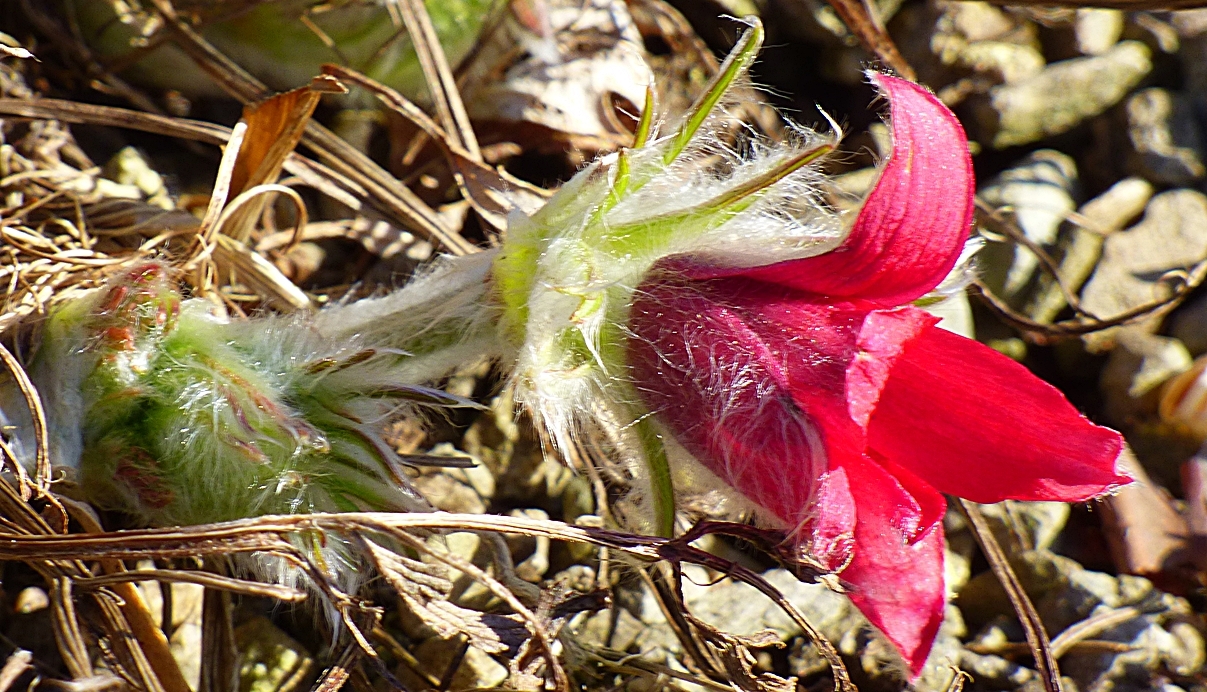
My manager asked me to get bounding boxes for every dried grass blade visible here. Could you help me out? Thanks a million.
[0,650,32,692]
[323,64,549,231]
[49,578,94,681]
[640,565,722,678]
[90,588,167,692]
[958,499,1062,692]
[1050,607,1141,658]
[198,121,248,244]
[144,0,474,255]
[211,204,314,311]
[69,495,192,692]
[0,98,230,146]
[385,528,570,690]
[395,0,481,159]
[310,644,356,692]
[105,582,190,692]
[0,429,34,502]
[76,570,308,601]
[231,76,345,196]
[0,342,49,493]
[200,589,238,692]
[220,77,343,245]
[972,254,1207,342]
[363,539,510,652]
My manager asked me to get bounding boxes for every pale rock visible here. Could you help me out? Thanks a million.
[12,587,47,614]
[979,150,1078,301]
[1078,178,1156,233]
[1082,190,1207,351]
[1100,331,1192,424]
[1126,88,1206,186]
[974,41,1151,148]
[956,41,1045,84]
[1075,8,1124,55]
[1026,177,1153,323]
[976,501,1071,553]
[948,1,1019,42]
[671,566,856,641]
[959,648,1037,688]
[398,635,508,690]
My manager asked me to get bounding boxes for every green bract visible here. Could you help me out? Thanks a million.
[30,264,481,527]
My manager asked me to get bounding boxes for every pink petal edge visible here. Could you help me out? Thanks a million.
[868,324,1130,503]
[839,454,946,679]
[737,74,975,304]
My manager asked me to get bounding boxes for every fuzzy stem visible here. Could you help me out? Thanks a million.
[634,413,675,538]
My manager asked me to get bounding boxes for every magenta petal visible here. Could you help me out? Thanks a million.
[735,74,974,304]
[846,307,937,428]
[628,274,861,568]
[627,277,827,525]
[868,325,1130,503]
[840,454,945,678]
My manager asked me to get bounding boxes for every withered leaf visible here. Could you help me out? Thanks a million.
[364,539,510,654]
[686,614,797,692]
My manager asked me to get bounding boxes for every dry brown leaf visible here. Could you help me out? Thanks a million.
[364,539,510,654]
[230,75,346,200]
[686,614,798,692]
[1100,446,1196,578]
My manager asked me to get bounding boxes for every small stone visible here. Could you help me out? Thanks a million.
[1026,177,1153,323]
[979,150,1078,301]
[973,41,1151,148]
[959,649,1037,687]
[1100,331,1192,424]
[235,617,314,692]
[947,1,1019,42]
[675,567,856,642]
[1178,16,1207,97]
[1078,178,1156,232]
[1171,9,1207,38]
[1082,190,1207,351]
[103,146,172,209]
[1075,9,1124,55]
[977,501,1071,552]
[398,636,508,690]
[1127,88,1206,186]
[505,508,551,582]
[956,41,1045,84]
[13,587,47,614]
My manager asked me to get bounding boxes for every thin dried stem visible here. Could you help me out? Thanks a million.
[395,0,481,160]
[820,0,917,80]
[958,499,1062,692]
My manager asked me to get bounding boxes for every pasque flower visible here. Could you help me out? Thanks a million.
[486,23,1129,673]
[5,16,1129,675]
[622,73,1130,675]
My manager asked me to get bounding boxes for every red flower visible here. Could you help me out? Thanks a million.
[626,74,1129,676]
